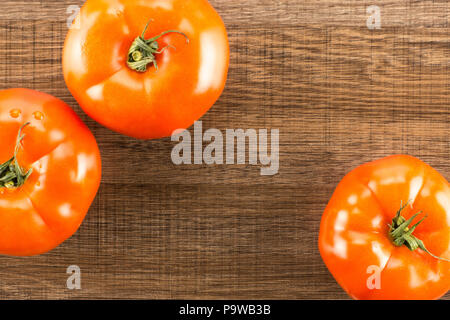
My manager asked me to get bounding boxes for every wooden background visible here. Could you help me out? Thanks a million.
[0,0,449,300]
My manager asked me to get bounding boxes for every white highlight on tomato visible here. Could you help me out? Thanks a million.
[50,129,65,143]
[75,153,96,183]
[436,191,450,225]
[332,210,348,259]
[348,194,357,205]
[408,176,423,204]
[86,83,104,101]
[371,241,390,270]
[59,203,72,218]
[371,215,383,229]
[195,28,227,94]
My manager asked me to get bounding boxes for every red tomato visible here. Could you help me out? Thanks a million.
[63,0,229,139]
[0,89,101,256]
[319,155,450,299]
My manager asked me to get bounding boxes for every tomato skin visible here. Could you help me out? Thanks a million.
[319,155,450,300]
[0,88,101,256]
[63,0,229,140]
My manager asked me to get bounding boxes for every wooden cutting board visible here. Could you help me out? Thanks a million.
[0,0,449,299]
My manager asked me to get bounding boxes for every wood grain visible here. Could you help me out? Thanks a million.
[0,0,449,299]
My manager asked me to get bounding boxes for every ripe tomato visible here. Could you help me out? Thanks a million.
[0,88,101,256]
[63,0,229,139]
[319,155,450,300]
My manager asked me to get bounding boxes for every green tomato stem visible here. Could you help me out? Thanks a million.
[389,201,450,262]
[126,19,189,73]
[0,122,33,189]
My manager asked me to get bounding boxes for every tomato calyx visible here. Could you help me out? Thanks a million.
[389,201,450,262]
[126,19,189,73]
[0,122,33,189]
